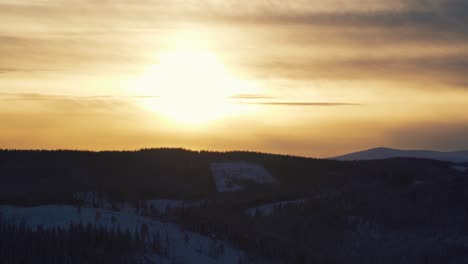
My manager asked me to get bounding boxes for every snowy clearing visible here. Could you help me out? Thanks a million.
[210,162,276,192]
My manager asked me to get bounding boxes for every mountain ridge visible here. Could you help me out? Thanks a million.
[331,147,468,163]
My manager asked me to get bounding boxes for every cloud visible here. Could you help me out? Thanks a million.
[227,94,360,106]
[246,54,468,87]
[0,93,159,100]
[85,95,160,99]
[1,0,466,88]
[0,93,141,114]
[0,68,23,74]
[229,94,273,99]
[203,0,468,63]
[213,0,468,28]
[238,102,361,106]
[0,93,363,115]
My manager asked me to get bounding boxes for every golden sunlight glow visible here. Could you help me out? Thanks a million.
[134,33,256,126]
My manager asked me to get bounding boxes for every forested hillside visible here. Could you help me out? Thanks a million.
[0,149,467,263]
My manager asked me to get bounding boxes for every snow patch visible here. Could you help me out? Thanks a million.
[145,200,207,214]
[246,199,306,217]
[452,165,468,172]
[210,162,276,192]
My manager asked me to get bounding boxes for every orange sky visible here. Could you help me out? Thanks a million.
[1,0,468,157]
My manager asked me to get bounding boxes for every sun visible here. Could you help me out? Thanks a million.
[134,39,253,126]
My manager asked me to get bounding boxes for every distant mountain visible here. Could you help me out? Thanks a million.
[331,147,468,163]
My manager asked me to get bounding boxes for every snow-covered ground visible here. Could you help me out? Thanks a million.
[246,199,306,217]
[452,165,468,172]
[74,192,207,215]
[210,162,276,192]
[145,200,207,214]
[0,205,248,264]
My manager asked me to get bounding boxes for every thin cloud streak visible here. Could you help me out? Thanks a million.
[0,93,360,108]
[0,68,24,74]
[237,102,361,106]
[0,93,159,101]
[228,94,361,106]
[229,94,274,99]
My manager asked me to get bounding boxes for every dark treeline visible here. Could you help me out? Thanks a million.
[0,148,457,206]
[0,148,214,204]
[0,221,145,264]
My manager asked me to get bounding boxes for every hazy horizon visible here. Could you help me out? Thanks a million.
[1,0,467,157]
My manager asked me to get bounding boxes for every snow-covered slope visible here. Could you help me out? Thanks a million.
[0,205,249,264]
[331,147,468,163]
[210,162,276,192]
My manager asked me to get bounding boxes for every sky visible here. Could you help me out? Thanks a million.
[0,0,467,157]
